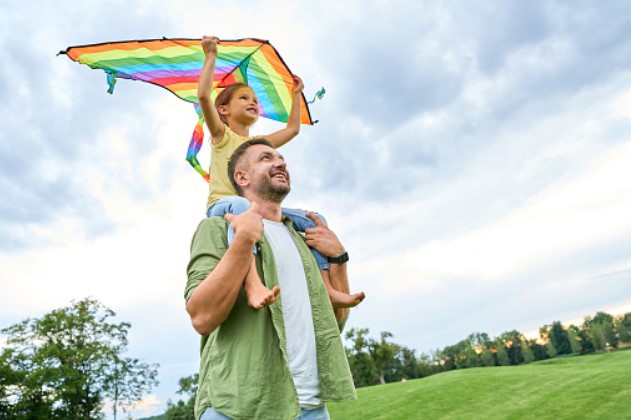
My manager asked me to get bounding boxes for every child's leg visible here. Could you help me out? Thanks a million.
[208,197,280,309]
[207,197,251,246]
[280,208,330,268]
[281,208,363,309]
[320,267,366,309]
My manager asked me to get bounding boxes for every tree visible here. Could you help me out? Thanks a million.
[494,340,510,366]
[480,345,495,367]
[549,321,571,355]
[165,374,198,420]
[344,329,428,386]
[370,331,398,384]
[521,339,535,364]
[589,322,607,351]
[344,328,378,387]
[439,340,470,371]
[499,330,525,365]
[455,345,478,369]
[591,311,615,326]
[393,346,424,381]
[530,341,548,361]
[567,326,582,355]
[546,340,558,358]
[0,298,159,419]
[615,312,631,343]
[585,312,617,349]
[418,351,445,378]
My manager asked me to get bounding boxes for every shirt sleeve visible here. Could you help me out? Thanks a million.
[185,218,229,301]
[337,310,350,333]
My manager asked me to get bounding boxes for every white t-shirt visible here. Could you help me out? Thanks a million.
[263,220,322,408]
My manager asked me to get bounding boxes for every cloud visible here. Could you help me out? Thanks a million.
[0,2,190,251]
[3,1,631,416]
[342,140,631,351]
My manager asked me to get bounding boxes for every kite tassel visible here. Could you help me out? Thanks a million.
[105,70,118,94]
[307,87,326,104]
[186,104,210,182]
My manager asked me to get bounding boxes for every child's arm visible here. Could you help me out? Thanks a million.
[265,75,304,148]
[198,36,225,145]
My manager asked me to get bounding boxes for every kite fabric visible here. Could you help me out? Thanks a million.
[59,37,319,182]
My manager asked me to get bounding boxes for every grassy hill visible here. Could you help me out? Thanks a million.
[328,349,631,419]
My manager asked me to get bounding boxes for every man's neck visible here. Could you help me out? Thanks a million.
[250,198,283,222]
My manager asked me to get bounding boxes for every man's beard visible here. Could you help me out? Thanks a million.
[256,176,290,203]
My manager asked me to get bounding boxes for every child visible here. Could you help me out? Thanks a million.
[198,35,364,310]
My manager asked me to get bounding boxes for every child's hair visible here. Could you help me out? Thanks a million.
[215,83,251,125]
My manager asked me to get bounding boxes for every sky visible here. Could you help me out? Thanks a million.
[2,0,631,417]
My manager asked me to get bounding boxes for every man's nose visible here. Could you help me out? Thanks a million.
[274,159,287,169]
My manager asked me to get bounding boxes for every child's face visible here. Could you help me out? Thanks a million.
[223,87,259,125]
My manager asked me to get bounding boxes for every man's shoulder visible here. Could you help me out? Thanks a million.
[197,216,229,229]
[191,217,229,244]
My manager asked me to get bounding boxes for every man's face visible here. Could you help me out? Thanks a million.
[243,144,290,203]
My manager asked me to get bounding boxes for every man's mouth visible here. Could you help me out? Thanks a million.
[271,172,287,182]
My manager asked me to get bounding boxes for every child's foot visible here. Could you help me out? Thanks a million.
[245,281,280,309]
[243,259,280,309]
[329,288,365,309]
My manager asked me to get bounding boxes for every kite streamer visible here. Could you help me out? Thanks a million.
[59,37,316,182]
[308,87,326,104]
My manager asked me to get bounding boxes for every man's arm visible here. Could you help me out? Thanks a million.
[186,204,263,335]
[328,258,354,323]
[303,214,365,323]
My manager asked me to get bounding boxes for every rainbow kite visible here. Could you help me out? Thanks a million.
[58,37,318,182]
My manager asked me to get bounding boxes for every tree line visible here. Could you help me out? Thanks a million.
[163,310,631,419]
[2,298,628,419]
[344,310,631,387]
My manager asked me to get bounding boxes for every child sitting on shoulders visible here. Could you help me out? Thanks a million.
[198,35,365,310]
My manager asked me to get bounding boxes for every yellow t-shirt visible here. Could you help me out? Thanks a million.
[206,126,259,208]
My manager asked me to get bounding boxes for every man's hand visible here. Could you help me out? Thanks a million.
[202,35,219,56]
[224,202,263,245]
[304,213,345,258]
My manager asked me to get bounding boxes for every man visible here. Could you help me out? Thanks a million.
[185,139,360,419]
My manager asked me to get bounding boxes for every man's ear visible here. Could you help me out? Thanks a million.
[234,169,249,188]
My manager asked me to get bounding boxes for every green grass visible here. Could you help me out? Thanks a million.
[328,350,631,419]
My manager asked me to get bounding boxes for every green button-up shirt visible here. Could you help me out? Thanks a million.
[186,217,357,420]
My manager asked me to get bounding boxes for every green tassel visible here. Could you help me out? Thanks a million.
[105,70,117,94]
[307,87,325,104]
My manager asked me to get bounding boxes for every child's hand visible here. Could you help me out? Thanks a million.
[292,75,304,95]
[201,35,219,56]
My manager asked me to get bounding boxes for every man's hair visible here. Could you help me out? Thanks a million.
[214,83,251,125]
[228,138,275,195]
